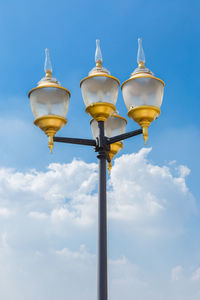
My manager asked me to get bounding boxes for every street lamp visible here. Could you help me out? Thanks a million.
[28,38,164,300]
[28,48,71,153]
[90,111,127,174]
[121,38,165,144]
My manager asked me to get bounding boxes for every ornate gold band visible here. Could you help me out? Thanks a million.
[80,74,120,87]
[121,75,165,89]
[28,85,71,98]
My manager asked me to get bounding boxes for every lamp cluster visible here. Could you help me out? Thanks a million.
[28,38,164,170]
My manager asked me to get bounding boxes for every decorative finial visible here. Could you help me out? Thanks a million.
[137,38,145,69]
[88,39,110,75]
[139,121,150,145]
[130,38,152,77]
[48,135,54,154]
[95,39,103,68]
[44,48,53,77]
[108,161,112,175]
[142,126,148,145]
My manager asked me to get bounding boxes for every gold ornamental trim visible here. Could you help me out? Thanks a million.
[109,141,123,158]
[28,85,71,98]
[80,74,120,87]
[111,114,127,123]
[127,105,161,145]
[121,75,165,89]
[34,114,67,130]
[34,115,67,153]
[107,141,123,175]
[90,114,127,126]
[127,105,161,122]
[85,102,116,122]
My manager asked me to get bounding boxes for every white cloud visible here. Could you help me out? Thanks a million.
[0,147,194,237]
[29,211,48,219]
[191,267,200,281]
[0,208,14,218]
[108,148,196,236]
[171,265,183,281]
[1,232,8,248]
[56,244,95,261]
[178,165,191,178]
[0,148,197,299]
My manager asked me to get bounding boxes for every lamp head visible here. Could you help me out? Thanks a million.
[80,39,120,121]
[90,111,127,174]
[28,49,70,153]
[121,38,165,144]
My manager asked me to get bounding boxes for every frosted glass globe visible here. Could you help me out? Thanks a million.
[29,87,70,119]
[81,75,119,107]
[90,114,126,139]
[122,76,164,111]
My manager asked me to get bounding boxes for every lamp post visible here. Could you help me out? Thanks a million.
[28,38,164,300]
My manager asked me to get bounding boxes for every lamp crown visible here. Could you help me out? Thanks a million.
[88,39,110,75]
[44,48,53,77]
[37,48,61,86]
[137,38,146,68]
[95,39,103,68]
[130,38,152,77]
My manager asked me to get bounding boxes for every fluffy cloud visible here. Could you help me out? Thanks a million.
[0,208,14,218]
[192,267,200,281]
[0,148,198,299]
[0,148,195,233]
[171,265,183,281]
[108,148,196,236]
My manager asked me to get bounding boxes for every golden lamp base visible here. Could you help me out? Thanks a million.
[107,142,123,175]
[85,102,116,122]
[34,115,67,153]
[127,105,161,145]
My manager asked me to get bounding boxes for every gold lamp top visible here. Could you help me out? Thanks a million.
[132,37,152,75]
[80,39,120,86]
[28,48,71,97]
[89,39,110,76]
[121,38,165,87]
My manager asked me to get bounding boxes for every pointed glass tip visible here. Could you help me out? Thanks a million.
[44,48,53,75]
[137,38,145,67]
[95,39,103,67]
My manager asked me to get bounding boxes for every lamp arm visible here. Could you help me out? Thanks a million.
[53,136,96,146]
[106,128,142,145]
[53,129,142,147]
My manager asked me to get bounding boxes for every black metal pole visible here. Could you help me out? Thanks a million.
[53,126,142,300]
[54,136,96,146]
[97,121,107,300]
[107,128,142,144]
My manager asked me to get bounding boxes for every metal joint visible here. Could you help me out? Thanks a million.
[95,135,110,162]
[97,151,107,160]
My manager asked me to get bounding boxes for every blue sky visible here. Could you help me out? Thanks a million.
[0,0,199,189]
[0,0,199,299]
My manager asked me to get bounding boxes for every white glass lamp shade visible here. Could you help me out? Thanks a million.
[29,86,70,119]
[80,75,119,107]
[122,76,164,111]
[28,48,71,154]
[121,38,165,145]
[90,114,127,139]
[80,40,120,121]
